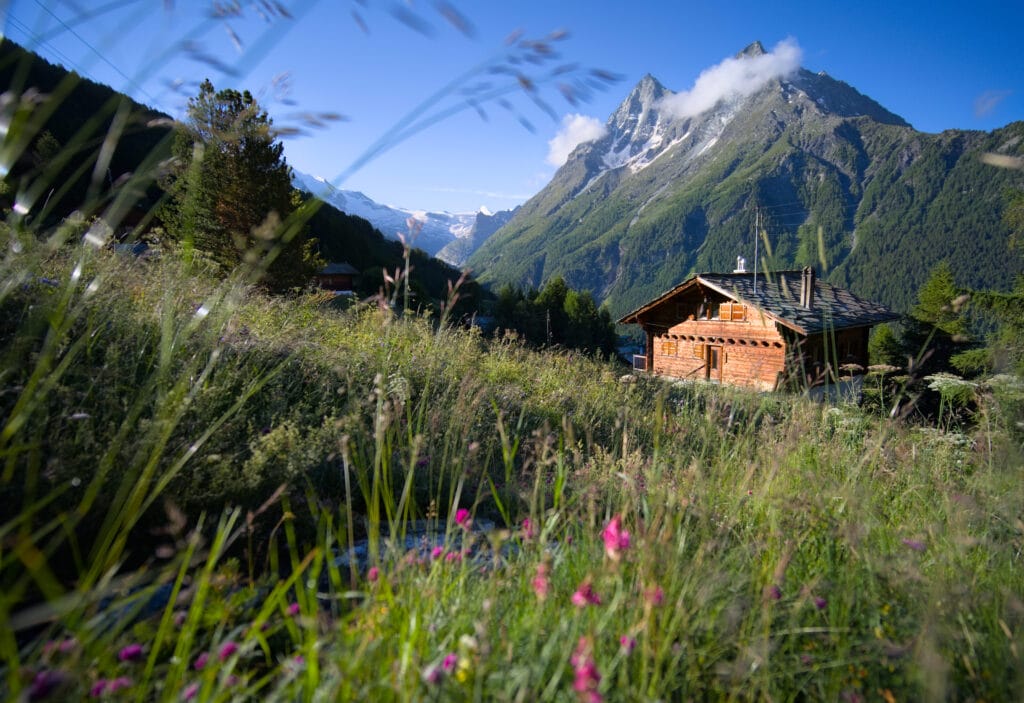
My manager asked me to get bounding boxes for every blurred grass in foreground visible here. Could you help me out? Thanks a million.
[1,235,1022,701]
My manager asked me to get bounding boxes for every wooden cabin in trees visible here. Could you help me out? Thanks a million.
[618,267,898,393]
[316,262,358,294]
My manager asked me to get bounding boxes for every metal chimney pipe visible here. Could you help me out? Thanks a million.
[801,267,815,309]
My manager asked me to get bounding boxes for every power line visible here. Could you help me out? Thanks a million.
[28,0,158,105]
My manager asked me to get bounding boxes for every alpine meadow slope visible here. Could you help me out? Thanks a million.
[468,41,1024,315]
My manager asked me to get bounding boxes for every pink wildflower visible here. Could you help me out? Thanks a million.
[570,637,602,703]
[571,580,601,608]
[765,585,782,601]
[218,641,238,661]
[445,551,462,563]
[193,652,208,671]
[367,566,379,582]
[455,508,471,528]
[902,538,926,552]
[118,644,143,662]
[442,653,458,673]
[601,515,630,561]
[644,584,665,607]
[287,602,301,616]
[521,517,535,540]
[182,682,199,701]
[431,546,445,560]
[619,636,637,654]
[814,596,828,610]
[108,677,132,693]
[90,680,108,698]
[532,563,549,601]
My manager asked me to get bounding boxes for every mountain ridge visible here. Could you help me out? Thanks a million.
[468,46,1022,315]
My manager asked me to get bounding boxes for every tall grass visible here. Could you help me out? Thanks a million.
[1,238,1022,701]
[2,4,1023,700]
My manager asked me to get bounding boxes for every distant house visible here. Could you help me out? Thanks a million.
[316,262,358,294]
[618,266,898,395]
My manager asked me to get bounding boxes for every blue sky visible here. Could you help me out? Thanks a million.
[3,1,1022,214]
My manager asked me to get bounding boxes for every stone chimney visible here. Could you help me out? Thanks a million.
[800,267,815,309]
[733,256,747,273]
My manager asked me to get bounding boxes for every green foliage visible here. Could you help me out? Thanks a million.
[4,237,1024,701]
[161,79,321,292]
[911,261,967,336]
[491,276,616,355]
[868,322,903,367]
[0,38,172,228]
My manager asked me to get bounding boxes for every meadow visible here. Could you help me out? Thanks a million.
[2,233,1022,701]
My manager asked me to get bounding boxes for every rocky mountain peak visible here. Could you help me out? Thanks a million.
[737,40,767,58]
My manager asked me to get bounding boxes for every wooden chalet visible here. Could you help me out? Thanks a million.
[618,267,898,393]
[316,262,358,294]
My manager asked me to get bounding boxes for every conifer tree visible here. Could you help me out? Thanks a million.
[163,79,320,291]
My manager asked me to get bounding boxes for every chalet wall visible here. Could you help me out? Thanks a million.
[651,306,788,390]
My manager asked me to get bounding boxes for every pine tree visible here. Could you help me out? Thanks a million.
[162,79,320,291]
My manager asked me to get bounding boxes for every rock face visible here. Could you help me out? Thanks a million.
[469,43,1023,315]
[436,207,518,267]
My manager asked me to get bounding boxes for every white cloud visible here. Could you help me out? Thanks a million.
[546,113,608,166]
[974,89,1011,118]
[660,38,802,119]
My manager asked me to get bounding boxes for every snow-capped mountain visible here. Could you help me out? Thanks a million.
[292,170,505,258]
[468,41,1023,316]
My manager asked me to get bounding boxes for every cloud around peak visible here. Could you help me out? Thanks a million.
[660,38,802,119]
[546,113,608,167]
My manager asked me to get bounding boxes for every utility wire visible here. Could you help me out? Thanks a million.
[29,0,158,105]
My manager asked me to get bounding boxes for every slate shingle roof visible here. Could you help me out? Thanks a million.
[619,270,899,335]
[319,262,359,275]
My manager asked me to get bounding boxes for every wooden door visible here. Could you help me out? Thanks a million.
[706,345,722,382]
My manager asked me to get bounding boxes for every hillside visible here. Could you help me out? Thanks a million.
[0,38,474,306]
[468,42,1024,315]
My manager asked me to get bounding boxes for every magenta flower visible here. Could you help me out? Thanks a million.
[455,508,471,528]
[570,637,602,703]
[532,563,549,601]
[218,641,238,661]
[90,680,108,698]
[193,652,208,671]
[445,551,462,563]
[571,581,602,608]
[182,682,199,701]
[421,665,443,685]
[442,653,458,673]
[367,566,379,582]
[765,585,782,601]
[601,515,630,561]
[619,636,637,654]
[28,670,68,700]
[814,596,828,610]
[118,644,143,662]
[521,517,536,540]
[901,538,926,552]
[431,546,445,560]
[287,602,301,616]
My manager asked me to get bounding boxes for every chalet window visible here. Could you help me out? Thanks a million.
[708,302,721,320]
[717,302,747,321]
[661,339,678,356]
[692,343,705,359]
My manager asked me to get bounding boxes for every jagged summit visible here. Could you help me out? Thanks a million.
[737,40,767,57]
[468,47,1023,318]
